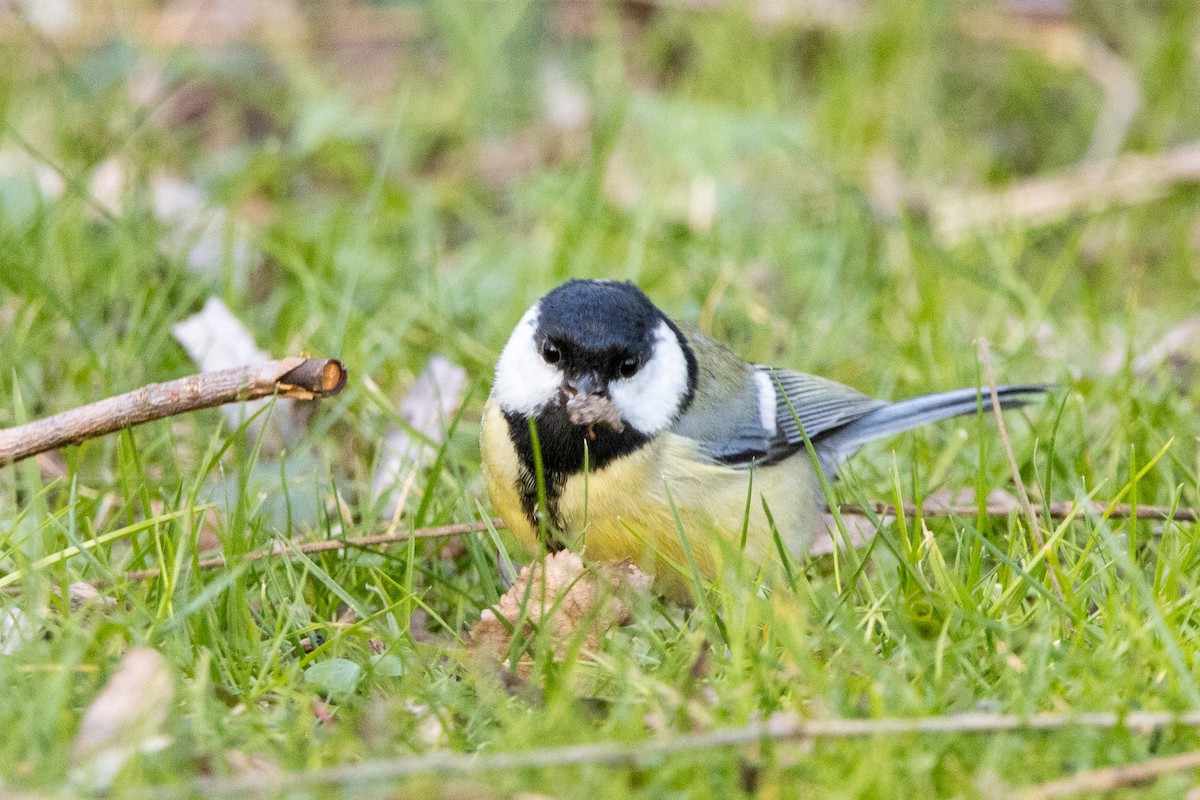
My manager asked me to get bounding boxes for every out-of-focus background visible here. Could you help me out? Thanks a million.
[3,1,1200,797]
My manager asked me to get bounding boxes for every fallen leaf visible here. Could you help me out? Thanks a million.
[152,175,256,279]
[7,0,80,34]
[540,62,590,133]
[1100,316,1200,376]
[71,648,174,790]
[153,0,304,48]
[87,158,127,217]
[404,701,447,747]
[0,606,37,655]
[66,582,117,612]
[310,699,335,727]
[469,551,652,673]
[372,356,468,516]
[811,513,878,556]
[0,148,66,201]
[224,749,281,780]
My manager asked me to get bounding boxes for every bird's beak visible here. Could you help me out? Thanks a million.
[562,373,624,434]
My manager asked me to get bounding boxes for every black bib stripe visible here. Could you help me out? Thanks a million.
[503,408,650,549]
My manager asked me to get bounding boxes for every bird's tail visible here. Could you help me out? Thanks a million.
[816,384,1049,466]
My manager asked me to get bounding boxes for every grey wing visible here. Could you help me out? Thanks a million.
[758,368,886,465]
[669,366,885,467]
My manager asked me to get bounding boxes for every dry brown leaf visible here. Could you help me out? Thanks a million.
[3,0,80,34]
[66,582,117,612]
[372,356,468,516]
[71,647,174,790]
[811,513,878,556]
[0,606,37,655]
[1100,316,1200,376]
[0,148,66,200]
[469,551,652,672]
[153,0,304,48]
[624,0,861,30]
[224,749,281,780]
[311,699,335,727]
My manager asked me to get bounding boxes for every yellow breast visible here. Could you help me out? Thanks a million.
[480,401,823,600]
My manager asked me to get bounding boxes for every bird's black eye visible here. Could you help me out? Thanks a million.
[619,355,640,379]
[542,340,561,365]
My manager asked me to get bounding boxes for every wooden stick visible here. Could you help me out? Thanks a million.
[1018,748,1200,800]
[841,500,1198,525]
[15,493,1188,592]
[0,358,347,468]
[933,140,1200,244]
[173,710,1200,796]
[107,497,1199,587]
[117,519,502,583]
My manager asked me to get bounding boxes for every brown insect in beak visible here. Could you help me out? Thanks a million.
[564,388,625,434]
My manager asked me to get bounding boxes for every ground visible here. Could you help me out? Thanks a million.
[2,1,1200,797]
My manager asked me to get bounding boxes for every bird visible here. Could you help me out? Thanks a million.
[480,279,1046,600]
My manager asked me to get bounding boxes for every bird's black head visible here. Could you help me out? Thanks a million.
[490,279,699,543]
[536,280,665,393]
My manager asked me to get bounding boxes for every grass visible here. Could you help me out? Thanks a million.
[3,0,1200,796]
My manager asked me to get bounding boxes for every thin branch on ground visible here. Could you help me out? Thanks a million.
[0,358,347,468]
[1018,748,1200,800]
[161,710,1200,796]
[102,496,1200,586]
[117,518,503,583]
[933,140,1200,243]
[840,500,1198,524]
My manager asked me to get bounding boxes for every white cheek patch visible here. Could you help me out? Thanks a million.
[492,306,562,414]
[754,370,779,435]
[609,320,689,435]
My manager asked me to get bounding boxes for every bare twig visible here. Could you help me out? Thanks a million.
[9,492,1191,591]
[117,518,502,584]
[161,710,1200,796]
[107,493,1199,585]
[622,0,862,30]
[840,500,1198,525]
[977,339,1064,603]
[933,141,1200,243]
[0,358,347,468]
[1018,748,1200,800]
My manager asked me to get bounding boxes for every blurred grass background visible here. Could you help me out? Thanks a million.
[3,0,1200,797]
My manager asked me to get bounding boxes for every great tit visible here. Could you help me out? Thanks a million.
[481,279,1045,599]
